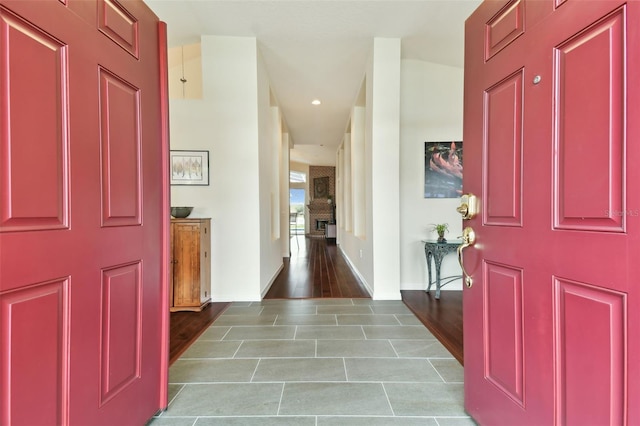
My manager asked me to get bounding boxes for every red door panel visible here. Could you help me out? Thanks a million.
[0,7,69,233]
[0,1,168,425]
[100,262,143,404]
[554,7,625,232]
[483,262,524,406]
[97,0,140,59]
[485,0,524,60]
[484,69,523,226]
[0,279,69,425]
[98,67,142,226]
[554,278,626,425]
[464,0,638,424]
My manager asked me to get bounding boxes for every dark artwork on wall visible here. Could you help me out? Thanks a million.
[314,176,329,198]
[424,141,463,198]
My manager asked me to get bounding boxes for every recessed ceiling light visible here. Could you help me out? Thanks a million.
[311,99,321,105]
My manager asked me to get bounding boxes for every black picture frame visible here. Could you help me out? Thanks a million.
[170,150,210,186]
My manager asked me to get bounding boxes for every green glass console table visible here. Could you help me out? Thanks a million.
[422,240,463,299]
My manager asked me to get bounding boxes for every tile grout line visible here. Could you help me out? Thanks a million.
[380,382,397,417]
[164,299,469,423]
[219,327,232,341]
[427,358,447,383]
[231,340,243,359]
[342,357,348,381]
[248,355,261,383]
[161,383,187,414]
[389,339,400,358]
[276,382,286,416]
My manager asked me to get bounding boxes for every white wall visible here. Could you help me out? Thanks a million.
[369,38,402,300]
[167,43,202,99]
[338,38,402,300]
[258,52,285,297]
[170,35,283,302]
[338,89,372,294]
[169,39,464,301]
[280,132,291,258]
[351,107,366,238]
[338,50,464,298]
[399,59,465,291]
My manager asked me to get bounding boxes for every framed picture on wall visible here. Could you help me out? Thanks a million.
[424,141,462,198]
[170,150,209,185]
[314,176,329,198]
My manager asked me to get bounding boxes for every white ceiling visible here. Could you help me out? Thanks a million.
[144,0,481,166]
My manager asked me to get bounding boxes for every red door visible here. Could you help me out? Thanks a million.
[0,1,169,424]
[463,0,639,424]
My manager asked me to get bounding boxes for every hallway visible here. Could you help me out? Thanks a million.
[157,237,471,424]
[266,236,370,299]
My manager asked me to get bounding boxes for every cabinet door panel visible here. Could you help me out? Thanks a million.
[173,223,200,307]
[170,219,211,311]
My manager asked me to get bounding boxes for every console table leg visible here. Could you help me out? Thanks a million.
[423,240,459,300]
[426,251,434,293]
[435,260,442,299]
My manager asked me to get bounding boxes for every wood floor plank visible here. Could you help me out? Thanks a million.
[265,237,370,299]
[169,301,230,365]
[401,289,464,364]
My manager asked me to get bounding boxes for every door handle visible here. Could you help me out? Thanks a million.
[457,193,479,220]
[457,227,476,287]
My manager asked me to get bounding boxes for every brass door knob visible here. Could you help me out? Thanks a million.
[457,194,479,220]
[457,227,476,287]
[456,204,469,217]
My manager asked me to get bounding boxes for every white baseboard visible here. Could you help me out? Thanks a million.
[261,262,285,299]
[372,291,402,301]
[338,245,373,297]
[212,294,262,302]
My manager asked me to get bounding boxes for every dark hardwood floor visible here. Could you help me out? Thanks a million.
[265,236,370,298]
[169,301,230,365]
[170,235,463,365]
[401,289,463,364]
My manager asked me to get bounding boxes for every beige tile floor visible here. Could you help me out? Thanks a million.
[149,299,476,426]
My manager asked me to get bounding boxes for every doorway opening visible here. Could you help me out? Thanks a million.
[289,188,306,250]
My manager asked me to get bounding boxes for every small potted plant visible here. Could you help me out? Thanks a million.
[431,223,449,242]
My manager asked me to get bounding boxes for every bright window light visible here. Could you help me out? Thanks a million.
[290,171,306,183]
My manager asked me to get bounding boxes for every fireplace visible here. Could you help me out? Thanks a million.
[307,197,333,237]
[315,219,329,231]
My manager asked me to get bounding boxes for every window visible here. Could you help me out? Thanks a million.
[290,189,305,213]
[290,171,306,183]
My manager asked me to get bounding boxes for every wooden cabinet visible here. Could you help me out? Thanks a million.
[170,218,211,312]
